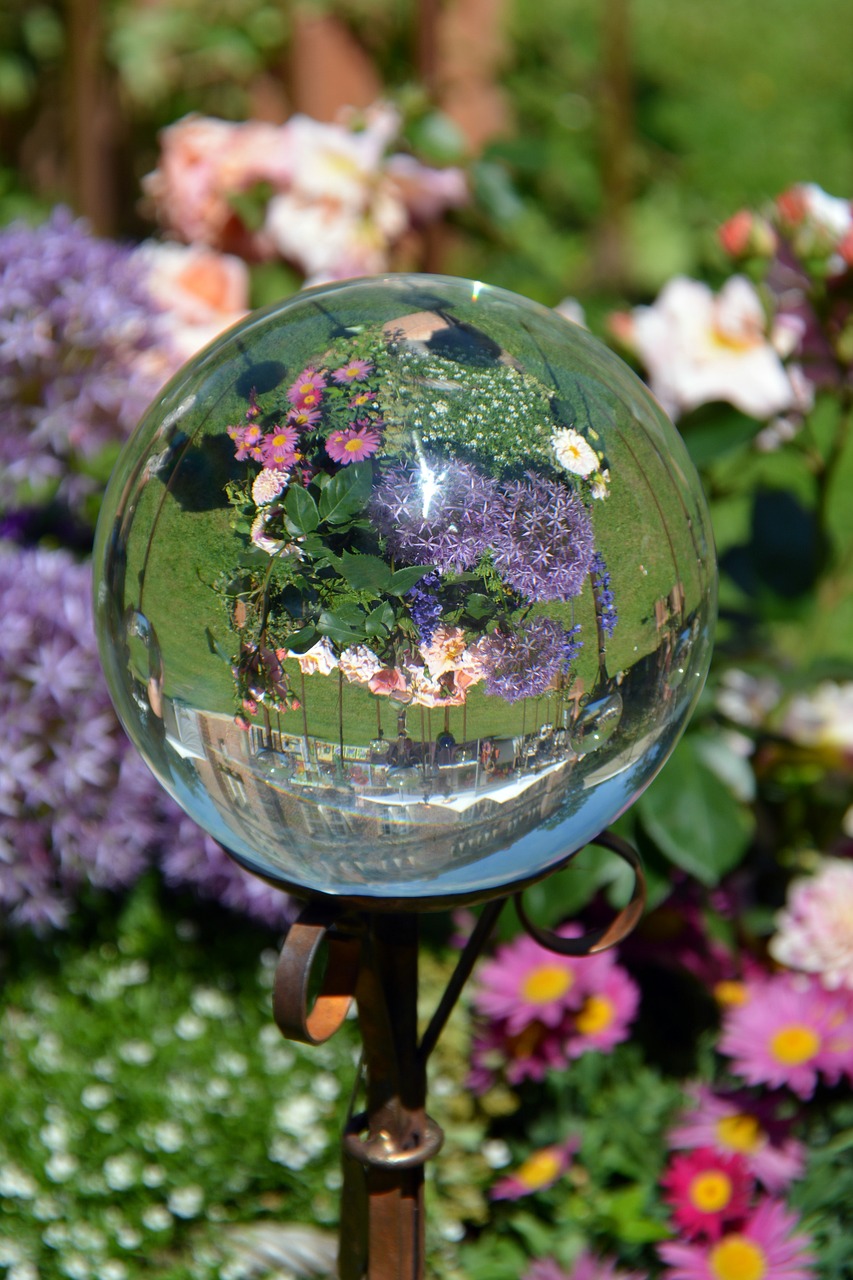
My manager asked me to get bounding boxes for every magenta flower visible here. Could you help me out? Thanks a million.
[286,366,327,409]
[472,931,586,1035]
[668,1086,805,1192]
[658,1198,813,1280]
[326,424,382,464]
[286,406,322,430]
[491,1138,579,1201]
[565,962,640,1058]
[718,972,851,1099]
[469,1015,569,1093]
[332,358,373,383]
[227,421,264,461]
[661,1147,753,1241]
[261,424,300,469]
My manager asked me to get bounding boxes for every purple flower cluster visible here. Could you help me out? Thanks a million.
[371,456,596,602]
[370,457,495,573]
[406,570,443,644]
[478,617,577,702]
[0,545,290,931]
[592,553,618,638]
[491,474,595,602]
[0,209,177,514]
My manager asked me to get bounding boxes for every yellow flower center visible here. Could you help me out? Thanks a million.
[344,438,364,452]
[714,981,749,1007]
[515,1149,561,1191]
[575,995,615,1035]
[770,1024,820,1066]
[520,965,572,1004]
[710,1237,767,1280]
[716,1114,762,1154]
[689,1170,733,1213]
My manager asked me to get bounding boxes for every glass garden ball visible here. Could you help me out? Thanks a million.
[94,275,716,906]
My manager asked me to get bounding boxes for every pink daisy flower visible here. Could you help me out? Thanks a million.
[332,358,373,384]
[349,389,376,408]
[565,963,640,1058]
[286,406,322,430]
[658,1198,813,1280]
[472,932,587,1036]
[227,421,263,461]
[668,1086,805,1192]
[286,366,327,409]
[469,1015,571,1093]
[719,972,842,1099]
[261,425,299,470]
[326,425,382,465]
[661,1148,753,1241]
[491,1138,579,1201]
[524,1250,645,1280]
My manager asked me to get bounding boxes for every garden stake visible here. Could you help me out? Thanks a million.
[272,832,646,1280]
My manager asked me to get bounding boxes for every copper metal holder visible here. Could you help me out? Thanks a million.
[271,831,646,1280]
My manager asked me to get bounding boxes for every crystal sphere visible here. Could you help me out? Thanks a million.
[94,275,716,906]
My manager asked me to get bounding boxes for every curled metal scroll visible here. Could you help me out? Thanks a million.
[272,906,361,1045]
[514,830,646,957]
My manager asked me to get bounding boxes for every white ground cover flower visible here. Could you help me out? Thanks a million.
[769,856,853,989]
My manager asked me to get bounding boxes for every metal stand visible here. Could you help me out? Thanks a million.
[271,832,645,1280]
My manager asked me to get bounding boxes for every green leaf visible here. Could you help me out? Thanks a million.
[285,485,319,534]
[318,462,373,525]
[282,626,318,654]
[388,565,436,595]
[465,593,495,620]
[636,735,755,885]
[339,551,391,592]
[318,609,365,646]
[365,602,395,637]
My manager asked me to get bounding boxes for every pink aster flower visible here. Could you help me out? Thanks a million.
[472,931,586,1036]
[491,1138,579,1201]
[661,1148,753,1241]
[286,406,322,431]
[261,425,299,469]
[349,389,376,408]
[769,856,853,990]
[469,1016,570,1093]
[668,1086,805,1193]
[565,962,640,1058]
[658,1198,813,1280]
[524,1250,644,1280]
[227,421,264,462]
[332,358,373,383]
[286,366,327,409]
[718,972,845,1099]
[326,424,382,464]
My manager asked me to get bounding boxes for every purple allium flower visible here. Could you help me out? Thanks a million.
[0,208,178,515]
[478,617,576,702]
[592,552,618,637]
[406,570,443,644]
[491,474,595,602]
[0,544,290,931]
[370,456,500,573]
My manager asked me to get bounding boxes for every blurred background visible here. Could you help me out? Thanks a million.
[3,0,852,304]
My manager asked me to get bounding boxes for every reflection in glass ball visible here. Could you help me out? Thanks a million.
[94,275,716,906]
